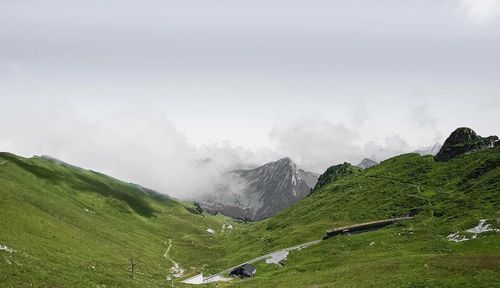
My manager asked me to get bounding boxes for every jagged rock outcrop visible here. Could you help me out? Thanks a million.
[434,127,498,162]
[357,158,378,169]
[312,162,362,192]
[200,158,319,221]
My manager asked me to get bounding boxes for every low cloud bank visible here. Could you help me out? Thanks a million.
[0,107,253,199]
[269,119,440,173]
[460,0,499,25]
[1,108,440,199]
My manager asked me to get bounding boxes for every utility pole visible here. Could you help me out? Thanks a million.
[130,258,136,279]
[167,274,174,287]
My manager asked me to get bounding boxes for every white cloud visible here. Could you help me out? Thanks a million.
[268,119,434,173]
[1,1,498,199]
[269,119,359,172]
[460,0,499,25]
[0,105,255,199]
[411,104,438,128]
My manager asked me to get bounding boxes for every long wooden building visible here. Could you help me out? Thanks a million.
[323,216,413,240]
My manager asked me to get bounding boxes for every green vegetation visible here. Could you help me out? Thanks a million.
[312,162,362,192]
[1,146,499,287]
[0,153,237,287]
[217,147,500,287]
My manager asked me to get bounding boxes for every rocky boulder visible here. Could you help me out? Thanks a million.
[434,127,498,162]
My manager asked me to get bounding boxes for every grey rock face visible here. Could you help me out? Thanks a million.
[200,158,319,221]
[357,158,378,169]
[434,127,498,162]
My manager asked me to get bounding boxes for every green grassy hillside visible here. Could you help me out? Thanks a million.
[218,147,500,287]
[1,147,499,287]
[311,162,362,192]
[0,153,237,287]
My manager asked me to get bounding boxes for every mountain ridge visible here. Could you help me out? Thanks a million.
[1,127,499,287]
[200,157,319,221]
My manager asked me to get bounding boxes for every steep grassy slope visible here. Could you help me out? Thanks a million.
[0,153,236,287]
[1,147,499,287]
[312,162,362,192]
[217,147,500,287]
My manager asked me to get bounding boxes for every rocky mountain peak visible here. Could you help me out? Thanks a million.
[266,157,295,170]
[199,157,319,221]
[434,127,498,162]
[276,157,293,163]
[445,127,481,145]
[357,158,378,169]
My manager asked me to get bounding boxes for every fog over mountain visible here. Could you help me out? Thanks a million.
[0,106,464,199]
[200,157,319,221]
[1,0,499,199]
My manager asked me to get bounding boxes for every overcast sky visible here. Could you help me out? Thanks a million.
[1,0,499,197]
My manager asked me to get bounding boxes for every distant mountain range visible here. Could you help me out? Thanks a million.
[1,127,499,287]
[198,143,448,221]
[415,143,442,156]
[199,158,319,221]
[355,143,441,170]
